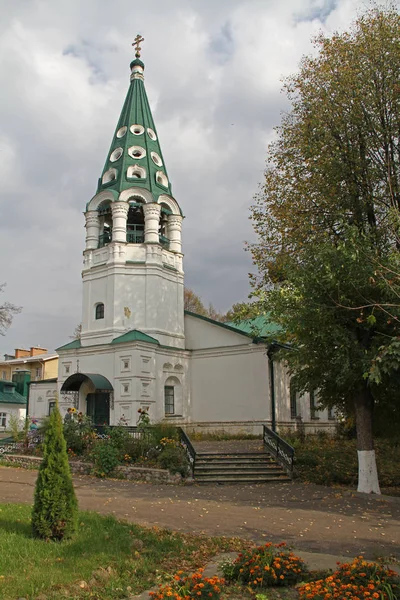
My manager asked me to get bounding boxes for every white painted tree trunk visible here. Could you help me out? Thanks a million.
[357,450,381,494]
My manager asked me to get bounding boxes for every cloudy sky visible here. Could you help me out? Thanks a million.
[0,0,389,355]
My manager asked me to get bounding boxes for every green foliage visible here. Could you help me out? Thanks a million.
[222,543,307,589]
[157,444,189,476]
[285,434,400,488]
[150,422,179,445]
[31,406,78,541]
[91,441,120,477]
[63,415,96,455]
[7,413,23,442]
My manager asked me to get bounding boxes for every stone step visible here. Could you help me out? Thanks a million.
[195,474,290,484]
[195,464,283,472]
[195,458,274,466]
[196,452,269,459]
[195,468,286,477]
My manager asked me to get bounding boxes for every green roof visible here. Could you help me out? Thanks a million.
[97,54,178,206]
[56,339,81,351]
[61,373,113,392]
[184,311,253,337]
[0,381,27,405]
[227,315,281,339]
[111,330,160,345]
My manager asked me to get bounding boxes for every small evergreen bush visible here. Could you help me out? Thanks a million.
[157,444,189,476]
[92,441,120,477]
[31,405,78,541]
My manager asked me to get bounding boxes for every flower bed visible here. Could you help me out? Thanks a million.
[150,569,224,600]
[221,542,307,590]
[298,556,400,600]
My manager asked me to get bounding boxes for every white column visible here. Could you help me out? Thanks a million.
[143,203,161,244]
[168,215,183,253]
[111,202,129,243]
[85,211,100,250]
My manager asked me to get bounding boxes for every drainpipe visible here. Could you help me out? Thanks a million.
[267,345,276,432]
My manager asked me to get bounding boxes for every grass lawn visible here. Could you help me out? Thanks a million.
[0,503,250,600]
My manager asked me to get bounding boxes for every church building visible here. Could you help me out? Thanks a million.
[28,40,335,435]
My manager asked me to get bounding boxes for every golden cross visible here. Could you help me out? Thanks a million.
[132,34,144,58]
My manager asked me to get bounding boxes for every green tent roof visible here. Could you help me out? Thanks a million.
[56,339,81,351]
[97,53,179,209]
[111,330,160,345]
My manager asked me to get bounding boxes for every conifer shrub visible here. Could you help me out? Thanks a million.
[31,405,78,541]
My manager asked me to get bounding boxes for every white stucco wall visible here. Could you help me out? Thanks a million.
[190,345,270,423]
[184,313,252,349]
[28,381,58,420]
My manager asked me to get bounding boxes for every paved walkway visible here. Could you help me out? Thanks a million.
[1,466,399,563]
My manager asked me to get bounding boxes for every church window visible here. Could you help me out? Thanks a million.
[128,146,146,160]
[130,124,144,135]
[110,147,123,162]
[290,380,299,419]
[164,386,174,415]
[0,412,6,427]
[127,165,146,179]
[151,151,163,167]
[116,126,127,138]
[48,401,56,416]
[155,171,168,188]
[95,303,104,320]
[127,202,145,243]
[310,391,319,420]
[102,168,117,185]
[327,407,335,420]
[147,128,157,141]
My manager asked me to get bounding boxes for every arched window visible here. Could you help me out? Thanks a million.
[127,200,145,243]
[95,303,104,320]
[164,376,182,416]
[97,201,112,248]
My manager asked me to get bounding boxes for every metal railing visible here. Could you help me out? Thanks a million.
[126,232,144,244]
[178,427,196,477]
[263,425,295,476]
[93,425,153,441]
[98,232,111,248]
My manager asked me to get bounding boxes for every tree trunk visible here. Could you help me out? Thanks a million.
[354,387,380,494]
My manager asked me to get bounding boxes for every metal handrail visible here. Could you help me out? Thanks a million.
[178,427,196,476]
[263,425,295,476]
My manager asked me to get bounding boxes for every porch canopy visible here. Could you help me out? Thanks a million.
[61,373,113,392]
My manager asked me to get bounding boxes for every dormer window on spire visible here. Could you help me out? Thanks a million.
[131,124,144,135]
[128,146,146,160]
[116,126,127,138]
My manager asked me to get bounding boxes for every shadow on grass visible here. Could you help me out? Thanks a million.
[0,515,33,538]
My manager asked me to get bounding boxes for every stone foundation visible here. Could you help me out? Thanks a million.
[1,454,182,485]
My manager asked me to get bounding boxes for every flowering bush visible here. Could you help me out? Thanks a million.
[298,556,400,599]
[221,542,307,589]
[150,569,224,600]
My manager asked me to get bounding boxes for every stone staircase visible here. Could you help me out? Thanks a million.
[192,442,291,484]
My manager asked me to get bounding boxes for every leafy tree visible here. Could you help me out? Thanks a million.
[250,7,400,494]
[0,283,21,336]
[70,323,82,340]
[224,301,262,323]
[184,288,208,315]
[32,403,78,540]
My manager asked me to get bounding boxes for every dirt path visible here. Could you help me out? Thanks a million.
[1,466,399,560]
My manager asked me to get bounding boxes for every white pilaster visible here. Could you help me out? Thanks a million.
[168,215,183,253]
[143,203,161,244]
[85,211,100,250]
[111,202,129,243]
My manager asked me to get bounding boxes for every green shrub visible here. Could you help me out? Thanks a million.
[106,425,132,458]
[31,405,78,541]
[157,445,189,476]
[125,437,153,462]
[63,416,96,456]
[92,442,120,477]
[150,422,179,445]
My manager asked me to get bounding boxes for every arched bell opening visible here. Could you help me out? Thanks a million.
[127,198,145,243]
[159,203,172,249]
[97,201,112,248]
